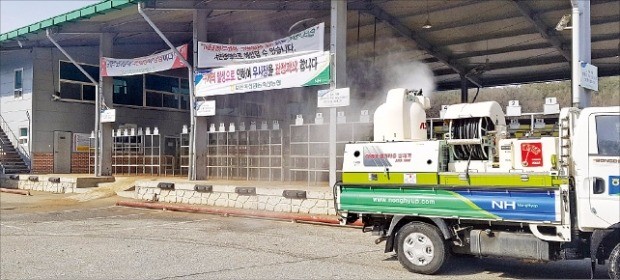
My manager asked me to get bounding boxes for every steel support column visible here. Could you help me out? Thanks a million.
[329,0,347,188]
[193,9,209,180]
[571,0,592,108]
[460,74,468,103]
[99,33,114,176]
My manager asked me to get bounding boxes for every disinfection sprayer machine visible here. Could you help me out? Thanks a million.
[335,88,620,278]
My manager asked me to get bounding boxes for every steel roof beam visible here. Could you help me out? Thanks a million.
[57,22,192,34]
[362,3,482,87]
[468,49,618,71]
[437,66,618,90]
[512,0,571,61]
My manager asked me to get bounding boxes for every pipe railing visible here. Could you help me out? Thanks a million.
[0,114,31,169]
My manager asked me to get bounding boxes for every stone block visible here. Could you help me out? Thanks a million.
[275,204,291,212]
[184,191,194,199]
[301,200,317,210]
[315,200,328,209]
[245,202,258,210]
[237,195,249,204]
[267,196,280,206]
[258,202,266,210]
[215,199,227,207]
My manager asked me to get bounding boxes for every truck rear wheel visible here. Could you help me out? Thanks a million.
[396,222,449,275]
[610,243,620,279]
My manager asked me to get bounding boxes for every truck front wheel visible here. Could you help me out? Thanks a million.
[610,243,620,279]
[396,222,449,275]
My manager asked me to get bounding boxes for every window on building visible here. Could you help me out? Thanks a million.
[113,76,143,106]
[144,74,188,110]
[59,61,99,82]
[146,91,163,107]
[18,127,28,145]
[14,69,23,99]
[58,61,99,101]
[83,85,96,101]
[56,61,189,111]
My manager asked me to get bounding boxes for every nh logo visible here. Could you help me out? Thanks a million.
[492,200,516,210]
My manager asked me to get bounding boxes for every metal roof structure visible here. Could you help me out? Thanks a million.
[1,0,618,90]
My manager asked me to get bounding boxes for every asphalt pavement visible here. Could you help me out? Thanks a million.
[0,191,610,279]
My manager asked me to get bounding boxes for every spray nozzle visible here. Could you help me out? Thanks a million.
[407,89,424,96]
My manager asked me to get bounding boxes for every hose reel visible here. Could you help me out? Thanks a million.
[447,117,495,161]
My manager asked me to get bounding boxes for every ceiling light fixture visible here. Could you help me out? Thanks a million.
[555,14,572,31]
[422,0,432,29]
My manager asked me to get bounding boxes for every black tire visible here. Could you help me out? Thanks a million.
[396,222,450,275]
[610,243,620,279]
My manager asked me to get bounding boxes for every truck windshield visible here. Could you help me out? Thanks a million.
[596,115,620,156]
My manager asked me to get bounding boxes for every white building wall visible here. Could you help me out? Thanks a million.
[0,49,33,156]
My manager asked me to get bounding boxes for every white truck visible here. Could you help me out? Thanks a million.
[335,89,620,278]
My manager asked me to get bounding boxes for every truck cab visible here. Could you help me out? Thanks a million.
[571,106,620,231]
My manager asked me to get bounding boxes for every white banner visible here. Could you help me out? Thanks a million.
[101,44,188,77]
[195,51,330,97]
[198,23,324,68]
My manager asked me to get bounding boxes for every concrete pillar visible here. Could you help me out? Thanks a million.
[99,33,114,176]
[460,74,468,103]
[193,9,208,180]
[329,0,347,188]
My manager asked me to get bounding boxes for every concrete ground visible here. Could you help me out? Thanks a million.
[0,191,611,280]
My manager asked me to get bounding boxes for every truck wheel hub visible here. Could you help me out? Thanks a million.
[403,232,435,266]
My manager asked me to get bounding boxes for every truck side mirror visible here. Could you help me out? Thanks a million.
[593,177,605,194]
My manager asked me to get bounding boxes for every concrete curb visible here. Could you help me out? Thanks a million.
[0,188,31,196]
[116,200,363,227]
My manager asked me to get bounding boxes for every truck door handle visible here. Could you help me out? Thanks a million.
[593,177,605,194]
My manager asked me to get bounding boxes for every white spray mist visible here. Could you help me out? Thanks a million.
[381,58,436,98]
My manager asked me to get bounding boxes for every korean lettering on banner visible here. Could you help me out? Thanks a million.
[101,45,188,77]
[197,23,324,67]
[194,51,330,97]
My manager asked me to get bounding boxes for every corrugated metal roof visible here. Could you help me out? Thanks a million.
[0,0,141,42]
[0,0,617,90]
